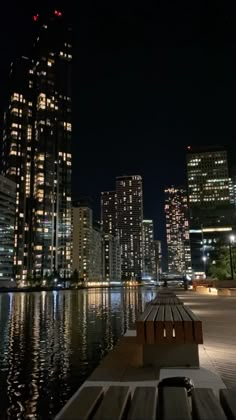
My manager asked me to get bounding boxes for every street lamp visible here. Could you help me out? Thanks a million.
[229,235,235,280]
[202,255,207,278]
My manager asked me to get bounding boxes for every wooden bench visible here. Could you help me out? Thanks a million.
[55,385,236,420]
[136,304,203,345]
[135,303,203,367]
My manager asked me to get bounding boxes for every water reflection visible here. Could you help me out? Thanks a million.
[0,287,156,419]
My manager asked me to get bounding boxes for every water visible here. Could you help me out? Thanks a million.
[0,287,157,419]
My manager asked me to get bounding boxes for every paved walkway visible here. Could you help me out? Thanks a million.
[176,290,236,388]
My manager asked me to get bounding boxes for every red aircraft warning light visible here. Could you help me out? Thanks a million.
[33,14,39,21]
[54,10,62,17]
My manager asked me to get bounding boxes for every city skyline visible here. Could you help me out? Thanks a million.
[1,2,236,249]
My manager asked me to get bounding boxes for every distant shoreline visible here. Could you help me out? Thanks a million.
[0,284,155,293]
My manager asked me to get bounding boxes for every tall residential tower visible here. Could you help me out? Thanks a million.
[165,186,192,275]
[1,10,72,281]
[116,175,143,280]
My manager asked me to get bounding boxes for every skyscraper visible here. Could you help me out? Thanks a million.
[153,240,162,280]
[72,205,103,282]
[1,10,72,281]
[101,191,117,236]
[142,220,155,280]
[186,146,235,272]
[0,176,16,286]
[116,175,143,280]
[165,186,192,275]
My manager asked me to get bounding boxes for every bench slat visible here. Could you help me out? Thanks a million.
[136,306,153,343]
[155,305,165,342]
[220,388,236,420]
[93,386,130,420]
[183,306,203,344]
[164,305,173,342]
[177,306,194,343]
[146,307,159,344]
[55,386,103,420]
[127,387,157,420]
[160,387,191,420]
[192,388,227,420]
[171,305,184,342]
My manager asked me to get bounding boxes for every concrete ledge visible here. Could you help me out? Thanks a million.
[217,288,236,296]
[143,343,199,368]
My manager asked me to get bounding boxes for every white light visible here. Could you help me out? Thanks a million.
[230,235,235,243]
[202,256,207,262]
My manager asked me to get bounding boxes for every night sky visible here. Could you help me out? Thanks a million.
[1,1,236,264]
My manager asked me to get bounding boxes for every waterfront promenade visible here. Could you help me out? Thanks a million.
[176,290,236,388]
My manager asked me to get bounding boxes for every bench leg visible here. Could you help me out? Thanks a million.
[142,343,200,368]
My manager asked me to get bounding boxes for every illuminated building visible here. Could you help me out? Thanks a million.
[187,145,231,205]
[116,175,143,280]
[186,146,235,272]
[165,187,192,275]
[101,176,143,280]
[1,11,72,281]
[72,205,103,282]
[102,234,121,282]
[142,220,155,280]
[153,240,162,280]
[0,176,16,286]
[101,191,117,236]
[101,191,121,282]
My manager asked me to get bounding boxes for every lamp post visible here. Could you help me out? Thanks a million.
[202,255,207,280]
[229,235,235,280]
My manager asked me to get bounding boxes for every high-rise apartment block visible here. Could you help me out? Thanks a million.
[101,191,117,237]
[186,146,235,272]
[153,240,162,280]
[1,11,72,281]
[102,234,121,282]
[142,220,155,280]
[116,175,143,280]
[72,205,103,282]
[101,175,143,280]
[0,176,16,286]
[165,187,192,275]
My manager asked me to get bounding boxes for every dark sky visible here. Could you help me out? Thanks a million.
[1,0,236,260]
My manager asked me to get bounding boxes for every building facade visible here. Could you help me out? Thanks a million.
[0,176,16,286]
[101,191,117,237]
[102,234,121,282]
[72,205,103,282]
[1,11,72,281]
[186,145,235,272]
[116,175,143,280]
[165,186,192,275]
[142,220,155,280]
[153,240,162,280]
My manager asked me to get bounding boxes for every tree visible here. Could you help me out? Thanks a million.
[208,245,232,280]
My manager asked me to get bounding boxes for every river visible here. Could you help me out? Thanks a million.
[0,287,157,419]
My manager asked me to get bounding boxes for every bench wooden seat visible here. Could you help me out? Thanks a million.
[192,388,227,420]
[220,388,236,420]
[127,386,157,420]
[93,386,130,420]
[136,304,203,345]
[54,385,104,420]
[150,296,183,305]
[159,387,191,420]
[56,386,236,420]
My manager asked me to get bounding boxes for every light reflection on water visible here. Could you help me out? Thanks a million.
[0,287,156,419]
